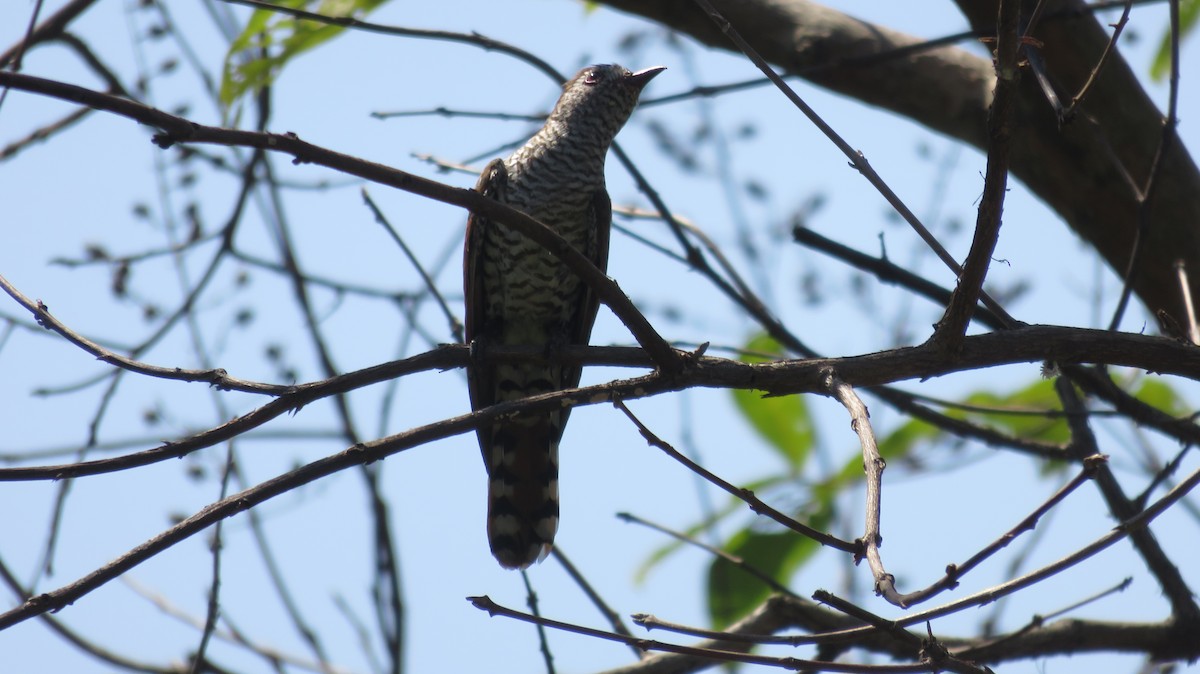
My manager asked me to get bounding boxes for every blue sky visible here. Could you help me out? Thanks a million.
[2,1,1199,673]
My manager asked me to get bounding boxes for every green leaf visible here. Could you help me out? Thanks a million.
[1132,378,1191,417]
[631,505,733,585]
[825,416,940,489]
[957,379,1070,445]
[220,0,387,110]
[632,474,791,584]
[731,332,815,471]
[829,379,1071,487]
[876,417,941,463]
[705,520,823,628]
[1151,0,1200,81]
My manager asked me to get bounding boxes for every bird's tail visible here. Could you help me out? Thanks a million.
[485,415,560,569]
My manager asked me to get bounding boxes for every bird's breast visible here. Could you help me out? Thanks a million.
[478,191,596,338]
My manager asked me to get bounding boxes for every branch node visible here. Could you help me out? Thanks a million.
[466,595,500,616]
[1082,453,1109,475]
[34,299,51,328]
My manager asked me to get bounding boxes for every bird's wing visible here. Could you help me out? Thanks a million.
[553,186,612,439]
[576,185,612,349]
[464,159,508,428]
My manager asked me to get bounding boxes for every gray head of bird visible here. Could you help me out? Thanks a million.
[548,64,666,140]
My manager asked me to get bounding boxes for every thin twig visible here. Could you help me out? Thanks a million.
[1107,0,1183,332]
[372,107,544,122]
[1061,0,1135,123]
[793,227,1009,331]
[218,0,562,82]
[887,457,1104,608]
[0,70,685,375]
[931,0,1021,347]
[792,226,1200,458]
[821,371,900,604]
[630,612,816,646]
[962,577,1132,657]
[468,595,988,674]
[687,0,1015,328]
[820,460,1200,637]
[550,548,645,659]
[0,273,289,395]
[613,399,858,553]
[7,1,112,118]
[1054,378,1200,625]
[361,187,463,342]
[616,512,800,598]
[811,590,922,650]
[1174,260,1199,344]
[520,570,557,674]
[123,577,346,674]
[0,558,178,674]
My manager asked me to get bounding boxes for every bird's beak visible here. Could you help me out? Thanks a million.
[628,66,667,90]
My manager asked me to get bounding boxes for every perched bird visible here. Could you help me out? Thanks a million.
[464,64,665,569]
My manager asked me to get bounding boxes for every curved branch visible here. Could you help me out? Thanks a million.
[0,70,685,375]
[0,273,288,395]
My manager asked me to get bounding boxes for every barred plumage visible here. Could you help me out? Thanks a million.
[464,64,664,569]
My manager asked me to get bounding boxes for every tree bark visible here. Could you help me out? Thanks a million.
[596,0,1200,326]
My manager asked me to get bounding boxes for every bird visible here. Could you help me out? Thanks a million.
[463,64,665,569]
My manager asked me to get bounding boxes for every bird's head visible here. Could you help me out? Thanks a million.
[548,64,666,140]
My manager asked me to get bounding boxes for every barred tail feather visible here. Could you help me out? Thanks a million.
[486,417,560,569]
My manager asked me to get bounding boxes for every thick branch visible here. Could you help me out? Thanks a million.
[595,0,1200,325]
[3,325,1199,482]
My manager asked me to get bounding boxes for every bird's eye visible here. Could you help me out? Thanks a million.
[583,70,599,86]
